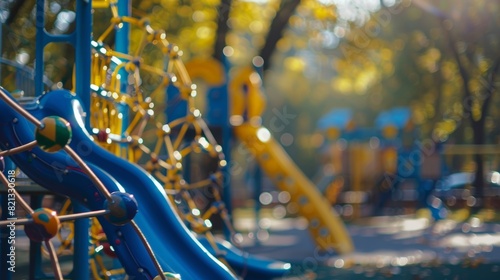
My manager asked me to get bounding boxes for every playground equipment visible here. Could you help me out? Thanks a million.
[0,0,292,278]
[234,123,354,253]
[317,109,374,219]
[0,84,292,279]
[0,87,237,279]
[182,56,355,254]
[82,5,288,278]
[0,0,358,278]
[317,107,429,217]
[0,88,179,279]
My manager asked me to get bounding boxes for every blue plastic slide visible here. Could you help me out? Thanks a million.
[0,87,290,279]
[197,236,292,280]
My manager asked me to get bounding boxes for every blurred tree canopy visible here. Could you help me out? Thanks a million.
[1,0,500,198]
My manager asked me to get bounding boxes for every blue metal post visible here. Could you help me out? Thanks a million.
[34,0,46,97]
[29,195,43,279]
[71,201,90,280]
[73,1,93,277]
[251,59,265,241]
[219,60,233,239]
[222,119,232,239]
[203,82,232,238]
[116,0,131,157]
[75,0,93,130]
[116,0,131,54]
[253,165,262,246]
[35,0,92,128]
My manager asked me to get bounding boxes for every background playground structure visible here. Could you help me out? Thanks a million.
[315,107,500,221]
[2,0,500,279]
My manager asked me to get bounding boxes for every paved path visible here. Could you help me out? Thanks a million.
[239,215,500,279]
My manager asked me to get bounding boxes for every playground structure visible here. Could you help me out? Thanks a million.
[316,107,436,218]
[0,0,354,279]
[2,0,500,279]
[316,107,500,221]
[0,88,234,279]
[317,108,418,219]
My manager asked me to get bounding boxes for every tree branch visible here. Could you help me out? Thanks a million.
[480,59,500,119]
[440,20,475,123]
[413,0,475,123]
[258,0,301,72]
[5,0,33,26]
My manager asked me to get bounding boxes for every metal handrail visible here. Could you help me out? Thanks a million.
[0,57,54,96]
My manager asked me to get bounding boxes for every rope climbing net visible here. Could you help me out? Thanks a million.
[86,0,243,274]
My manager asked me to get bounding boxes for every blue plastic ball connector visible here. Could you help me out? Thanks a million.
[104,192,138,226]
[0,156,4,172]
[24,208,60,242]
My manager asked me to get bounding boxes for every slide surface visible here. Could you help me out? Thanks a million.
[234,123,354,254]
[0,88,289,279]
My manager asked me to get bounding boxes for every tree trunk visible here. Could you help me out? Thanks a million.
[472,59,500,211]
[213,0,232,62]
[258,0,301,72]
[471,118,485,211]
[1,0,35,54]
[4,0,33,25]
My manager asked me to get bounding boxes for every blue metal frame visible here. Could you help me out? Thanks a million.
[204,57,233,237]
[115,0,131,158]
[219,59,233,233]
[69,202,90,279]
[35,0,92,129]
[0,88,237,279]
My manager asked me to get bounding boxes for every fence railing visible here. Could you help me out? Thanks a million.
[0,57,54,98]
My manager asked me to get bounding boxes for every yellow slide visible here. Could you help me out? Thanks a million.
[234,123,354,254]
